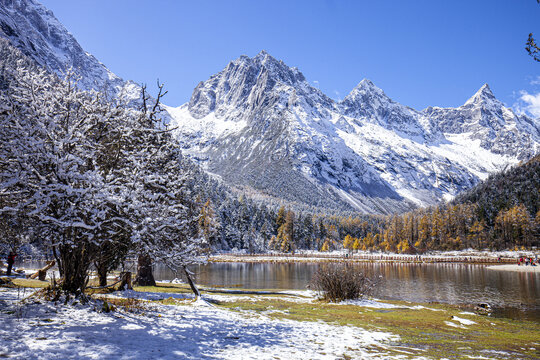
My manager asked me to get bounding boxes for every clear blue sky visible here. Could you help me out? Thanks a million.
[40,0,540,114]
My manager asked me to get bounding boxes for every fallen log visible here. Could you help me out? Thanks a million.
[28,260,55,280]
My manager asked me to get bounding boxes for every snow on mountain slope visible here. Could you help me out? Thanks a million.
[169,51,540,213]
[0,0,141,104]
[168,52,414,213]
[423,84,540,160]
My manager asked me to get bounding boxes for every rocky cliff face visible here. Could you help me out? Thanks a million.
[168,51,540,213]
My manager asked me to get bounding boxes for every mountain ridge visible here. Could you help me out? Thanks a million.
[169,51,540,213]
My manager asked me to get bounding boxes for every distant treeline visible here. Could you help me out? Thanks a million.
[222,154,540,253]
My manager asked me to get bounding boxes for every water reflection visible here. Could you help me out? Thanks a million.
[153,262,540,321]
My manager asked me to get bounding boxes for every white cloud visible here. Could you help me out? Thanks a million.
[313,80,319,89]
[518,90,540,118]
[530,76,540,86]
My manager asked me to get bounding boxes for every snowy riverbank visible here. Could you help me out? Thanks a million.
[0,287,397,359]
[1,282,539,359]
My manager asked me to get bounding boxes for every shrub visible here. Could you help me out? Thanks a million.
[310,264,378,302]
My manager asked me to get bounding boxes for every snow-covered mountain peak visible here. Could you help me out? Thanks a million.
[341,79,389,106]
[187,51,335,120]
[253,49,272,61]
[353,78,384,93]
[464,83,497,106]
[339,78,428,139]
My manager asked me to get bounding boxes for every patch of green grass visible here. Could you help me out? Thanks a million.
[10,278,50,288]
[215,297,539,359]
[157,297,196,306]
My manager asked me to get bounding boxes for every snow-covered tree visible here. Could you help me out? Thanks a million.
[1,40,206,293]
[118,84,206,286]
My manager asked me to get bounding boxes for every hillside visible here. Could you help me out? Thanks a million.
[453,154,540,228]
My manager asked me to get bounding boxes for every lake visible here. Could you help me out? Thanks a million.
[153,261,540,321]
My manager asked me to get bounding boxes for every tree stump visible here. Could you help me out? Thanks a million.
[118,271,133,290]
[29,260,55,279]
[38,270,47,281]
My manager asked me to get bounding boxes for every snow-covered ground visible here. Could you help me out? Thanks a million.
[0,288,400,359]
[486,264,540,272]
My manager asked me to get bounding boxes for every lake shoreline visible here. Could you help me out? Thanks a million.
[209,252,527,265]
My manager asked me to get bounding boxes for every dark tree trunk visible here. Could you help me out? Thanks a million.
[59,240,92,295]
[135,253,155,286]
[183,265,200,297]
[38,270,47,281]
[52,246,63,277]
[6,261,13,276]
[97,261,108,287]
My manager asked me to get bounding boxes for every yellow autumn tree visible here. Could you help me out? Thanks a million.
[415,214,430,252]
[343,234,355,253]
[363,232,375,250]
[321,239,330,252]
[278,210,295,253]
[353,237,362,251]
[468,220,486,249]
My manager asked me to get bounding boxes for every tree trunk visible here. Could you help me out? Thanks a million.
[96,261,108,287]
[183,265,200,297]
[58,237,92,295]
[6,261,13,276]
[29,260,55,279]
[135,253,155,286]
[38,270,47,281]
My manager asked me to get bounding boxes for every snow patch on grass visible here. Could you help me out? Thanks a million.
[451,316,476,326]
[444,320,465,329]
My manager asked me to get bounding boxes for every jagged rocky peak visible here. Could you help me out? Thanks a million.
[341,79,389,114]
[341,79,385,114]
[341,79,389,109]
[188,50,328,119]
[250,50,307,85]
[340,78,427,138]
[464,83,498,106]
[347,78,385,97]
